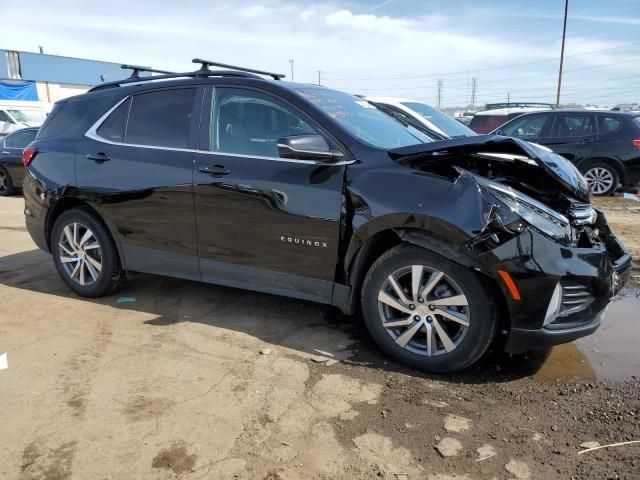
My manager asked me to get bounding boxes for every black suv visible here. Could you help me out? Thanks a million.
[492,110,640,196]
[0,127,39,196]
[22,60,631,373]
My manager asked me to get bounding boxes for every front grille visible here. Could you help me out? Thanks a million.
[568,201,597,226]
[559,280,594,317]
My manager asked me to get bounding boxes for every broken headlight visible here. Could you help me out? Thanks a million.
[476,176,572,243]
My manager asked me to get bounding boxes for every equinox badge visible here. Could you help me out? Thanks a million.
[280,236,328,248]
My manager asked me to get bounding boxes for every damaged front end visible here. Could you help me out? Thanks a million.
[389,135,632,352]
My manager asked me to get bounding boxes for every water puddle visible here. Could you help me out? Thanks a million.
[533,289,640,382]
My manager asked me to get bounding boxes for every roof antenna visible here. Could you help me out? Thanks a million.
[121,64,175,79]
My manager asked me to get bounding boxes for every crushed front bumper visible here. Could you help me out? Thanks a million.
[480,211,632,353]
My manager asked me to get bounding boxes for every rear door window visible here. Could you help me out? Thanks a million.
[501,114,550,139]
[550,114,594,138]
[125,88,197,148]
[597,116,623,135]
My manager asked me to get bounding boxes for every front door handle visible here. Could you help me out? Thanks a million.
[86,152,110,163]
[199,165,230,177]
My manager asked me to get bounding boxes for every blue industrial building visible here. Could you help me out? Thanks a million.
[0,49,130,103]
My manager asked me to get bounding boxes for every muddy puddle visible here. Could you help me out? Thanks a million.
[530,289,639,382]
[475,288,639,383]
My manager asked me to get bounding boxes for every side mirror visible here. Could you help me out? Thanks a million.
[494,129,504,136]
[277,135,343,162]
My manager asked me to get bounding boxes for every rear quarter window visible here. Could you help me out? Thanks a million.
[37,99,92,139]
[597,116,623,135]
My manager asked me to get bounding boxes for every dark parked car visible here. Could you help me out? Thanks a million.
[469,103,555,134]
[492,110,640,195]
[0,127,38,196]
[22,60,631,373]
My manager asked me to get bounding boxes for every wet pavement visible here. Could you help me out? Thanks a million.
[532,288,640,382]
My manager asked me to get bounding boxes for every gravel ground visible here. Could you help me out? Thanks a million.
[0,195,638,480]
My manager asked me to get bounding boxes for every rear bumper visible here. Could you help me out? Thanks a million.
[480,211,632,353]
[23,173,49,252]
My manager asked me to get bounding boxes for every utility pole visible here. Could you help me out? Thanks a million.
[288,59,294,82]
[38,45,51,103]
[556,0,569,107]
[466,70,470,106]
[436,79,444,109]
[471,77,478,109]
[507,92,511,103]
[317,70,322,86]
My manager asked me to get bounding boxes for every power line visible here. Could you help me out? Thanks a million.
[323,41,640,82]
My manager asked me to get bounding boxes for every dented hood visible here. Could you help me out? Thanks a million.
[388,135,590,201]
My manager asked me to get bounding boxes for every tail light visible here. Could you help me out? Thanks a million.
[633,139,640,150]
[22,147,38,167]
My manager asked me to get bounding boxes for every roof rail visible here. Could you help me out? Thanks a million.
[121,64,175,79]
[484,102,555,111]
[192,58,285,80]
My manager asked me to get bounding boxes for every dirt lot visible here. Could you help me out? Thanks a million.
[1,195,639,480]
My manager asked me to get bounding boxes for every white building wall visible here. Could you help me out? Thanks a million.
[35,81,90,103]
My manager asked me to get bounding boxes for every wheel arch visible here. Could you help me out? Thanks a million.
[576,156,626,184]
[342,215,506,318]
[45,196,126,269]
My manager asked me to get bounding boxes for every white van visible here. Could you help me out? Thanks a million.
[0,101,52,138]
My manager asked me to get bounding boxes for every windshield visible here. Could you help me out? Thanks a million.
[401,102,475,138]
[8,109,47,124]
[294,88,430,148]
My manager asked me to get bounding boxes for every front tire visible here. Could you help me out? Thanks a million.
[0,168,16,196]
[361,245,496,373]
[51,208,126,297]
[581,161,619,196]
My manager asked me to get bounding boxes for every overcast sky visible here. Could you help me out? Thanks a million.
[2,0,639,107]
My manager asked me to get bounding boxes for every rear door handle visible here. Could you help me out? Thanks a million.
[86,152,110,163]
[199,165,230,177]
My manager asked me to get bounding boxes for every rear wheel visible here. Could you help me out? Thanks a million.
[51,208,126,297]
[361,245,496,373]
[0,168,16,196]
[581,162,619,196]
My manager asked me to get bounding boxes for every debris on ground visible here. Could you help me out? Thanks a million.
[443,414,472,433]
[578,440,640,455]
[260,348,272,355]
[579,441,601,449]
[116,296,136,304]
[504,459,532,479]
[0,352,7,370]
[435,438,463,458]
[308,348,355,366]
[475,444,497,462]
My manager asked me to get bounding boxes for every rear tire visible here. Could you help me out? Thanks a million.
[51,208,126,297]
[0,168,16,196]
[580,161,619,196]
[361,244,496,373]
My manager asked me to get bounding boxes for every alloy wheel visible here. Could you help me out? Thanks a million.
[584,167,614,195]
[0,172,7,192]
[377,265,470,357]
[58,222,103,286]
